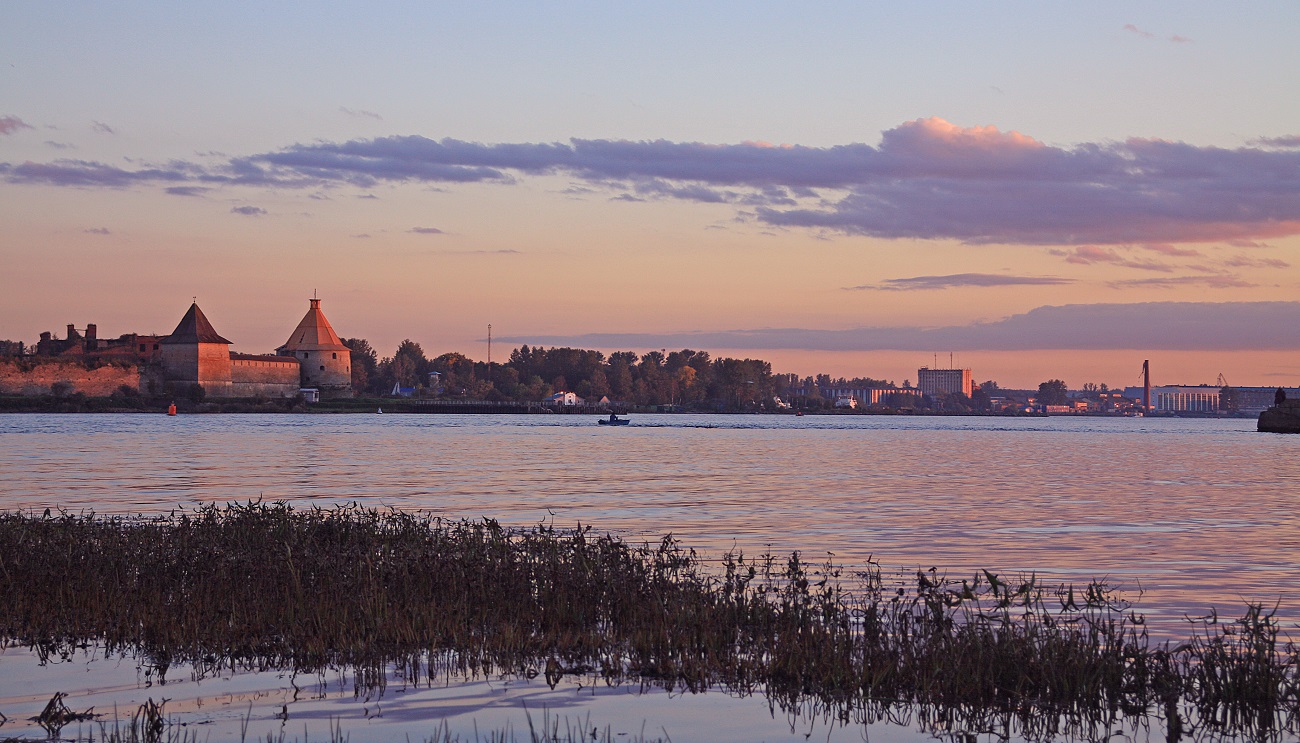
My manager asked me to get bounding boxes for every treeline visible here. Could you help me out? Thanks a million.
[341,339,841,410]
[341,339,1061,412]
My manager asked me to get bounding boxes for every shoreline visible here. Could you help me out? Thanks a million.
[0,394,1257,418]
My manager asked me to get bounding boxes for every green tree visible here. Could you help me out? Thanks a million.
[970,385,991,411]
[430,352,477,394]
[1037,379,1069,405]
[606,352,637,400]
[342,338,379,395]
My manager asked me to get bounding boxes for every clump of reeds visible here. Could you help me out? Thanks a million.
[1,503,1297,741]
[31,691,96,735]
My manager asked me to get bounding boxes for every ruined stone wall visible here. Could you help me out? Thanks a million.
[0,360,140,396]
[230,356,300,398]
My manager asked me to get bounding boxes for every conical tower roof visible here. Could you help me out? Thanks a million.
[280,298,348,352]
[162,302,232,344]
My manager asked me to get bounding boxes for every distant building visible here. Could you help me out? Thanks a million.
[833,395,858,409]
[917,367,973,398]
[820,387,922,406]
[36,323,166,362]
[544,391,582,406]
[18,298,354,399]
[161,302,301,398]
[1226,387,1300,414]
[1120,385,1220,412]
[276,298,353,397]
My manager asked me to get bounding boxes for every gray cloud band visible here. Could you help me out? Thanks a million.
[497,302,1300,352]
[3,118,1298,245]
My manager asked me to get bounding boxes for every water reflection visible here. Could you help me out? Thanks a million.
[2,413,1298,634]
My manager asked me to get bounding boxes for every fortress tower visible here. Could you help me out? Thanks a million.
[277,298,352,397]
[160,302,234,395]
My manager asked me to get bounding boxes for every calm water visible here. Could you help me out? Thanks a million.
[3,412,1297,629]
[1,412,1298,741]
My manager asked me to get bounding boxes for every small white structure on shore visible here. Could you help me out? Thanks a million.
[544,391,583,406]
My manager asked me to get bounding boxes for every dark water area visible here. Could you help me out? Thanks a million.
[3,412,1298,634]
[4,412,1300,741]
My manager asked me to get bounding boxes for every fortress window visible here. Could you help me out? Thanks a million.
[319,365,325,371]
[332,352,337,359]
[153,344,159,350]
[139,344,146,352]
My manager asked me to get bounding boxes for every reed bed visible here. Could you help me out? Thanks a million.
[1,503,1297,741]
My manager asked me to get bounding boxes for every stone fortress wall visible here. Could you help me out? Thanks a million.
[0,359,143,397]
[5,298,354,399]
[230,354,301,397]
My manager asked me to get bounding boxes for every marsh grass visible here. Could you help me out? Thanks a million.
[1,502,1297,741]
[0,703,671,743]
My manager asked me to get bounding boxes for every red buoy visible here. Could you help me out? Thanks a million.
[167,403,177,416]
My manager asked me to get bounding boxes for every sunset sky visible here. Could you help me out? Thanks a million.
[3,2,1298,388]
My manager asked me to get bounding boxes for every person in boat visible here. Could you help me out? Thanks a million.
[609,412,620,422]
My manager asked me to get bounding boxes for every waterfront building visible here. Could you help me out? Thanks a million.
[276,298,353,398]
[821,387,923,406]
[160,303,237,395]
[10,297,354,399]
[917,367,972,398]
[1118,385,1220,412]
[544,391,583,406]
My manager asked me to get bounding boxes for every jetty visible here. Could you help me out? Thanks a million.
[1258,399,1300,433]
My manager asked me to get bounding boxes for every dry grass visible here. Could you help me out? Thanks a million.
[1,502,1297,741]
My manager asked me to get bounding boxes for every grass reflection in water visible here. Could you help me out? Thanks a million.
[1,502,1296,742]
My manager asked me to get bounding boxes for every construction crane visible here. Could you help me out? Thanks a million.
[1217,373,1229,388]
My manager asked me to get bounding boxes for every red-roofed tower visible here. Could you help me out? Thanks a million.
[160,302,234,395]
[277,298,353,397]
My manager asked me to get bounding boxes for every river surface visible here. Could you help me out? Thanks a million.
[1,412,1298,741]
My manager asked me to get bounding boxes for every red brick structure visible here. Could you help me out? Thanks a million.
[276,298,353,398]
[160,303,236,395]
[15,299,353,399]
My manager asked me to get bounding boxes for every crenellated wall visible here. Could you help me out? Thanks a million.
[230,355,301,398]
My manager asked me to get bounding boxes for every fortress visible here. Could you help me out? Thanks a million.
[11,299,353,399]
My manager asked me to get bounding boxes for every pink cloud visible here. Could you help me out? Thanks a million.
[1051,246,1174,272]
[1108,275,1255,289]
[0,116,33,135]
[1142,243,1202,257]
[1123,24,1155,39]
[1223,255,1291,269]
